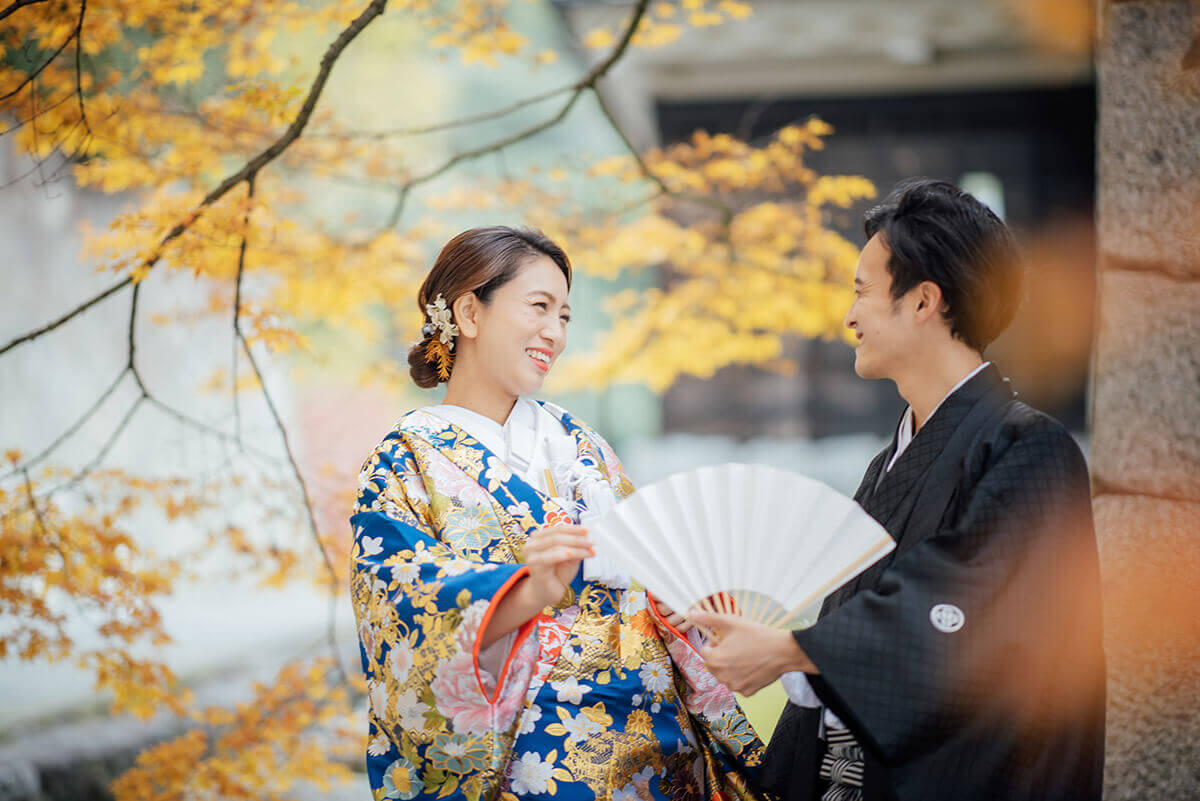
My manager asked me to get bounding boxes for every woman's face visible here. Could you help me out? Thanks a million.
[464,255,571,397]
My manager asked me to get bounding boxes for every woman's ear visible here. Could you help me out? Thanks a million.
[453,292,480,339]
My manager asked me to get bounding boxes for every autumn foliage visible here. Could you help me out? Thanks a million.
[1,0,870,797]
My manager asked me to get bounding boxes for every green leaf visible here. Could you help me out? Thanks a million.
[436,775,459,798]
[423,768,446,793]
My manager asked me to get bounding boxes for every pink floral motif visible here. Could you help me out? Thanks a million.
[668,637,737,720]
[454,601,490,653]
[495,633,537,728]
[431,651,493,735]
[422,448,489,503]
[430,633,536,735]
[359,618,377,660]
[400,468,430,506]
[595,437,626,486]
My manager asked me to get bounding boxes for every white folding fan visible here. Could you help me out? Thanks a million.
[587,463,895,629]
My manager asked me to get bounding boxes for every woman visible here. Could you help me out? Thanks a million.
[350,226,765,801]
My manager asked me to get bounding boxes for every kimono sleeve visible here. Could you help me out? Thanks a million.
[794,419,1105,771]
[349,441,539,800]
[646,593,766,773]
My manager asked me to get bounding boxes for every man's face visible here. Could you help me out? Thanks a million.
[844,233,911,380]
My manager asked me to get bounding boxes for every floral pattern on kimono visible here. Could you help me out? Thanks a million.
[351,401,766,801]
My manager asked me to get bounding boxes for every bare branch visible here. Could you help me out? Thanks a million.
[232,173,256,449]
[0,0,49,21]
[0,366,130,481]
[40,395,145,501]
[383,0,651,228]
[575,0,651,90]
[591,87,733,224]
[124,281,280,466]
[384,89,588,227]
[0,275,132,357]
[143,396,280,466]
[126,282,148,394]
[0,136,71,189]
[315,83,574,140]
[73,0,91,139]
[239,333,348,684]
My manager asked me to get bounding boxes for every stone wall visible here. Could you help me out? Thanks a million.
[1093,1,1200,796]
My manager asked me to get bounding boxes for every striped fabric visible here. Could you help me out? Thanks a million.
[818,727,865,801]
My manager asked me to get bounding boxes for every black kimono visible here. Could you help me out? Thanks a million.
[758,364,1106,801]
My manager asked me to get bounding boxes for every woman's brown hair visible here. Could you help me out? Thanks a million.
[408,226,572,388]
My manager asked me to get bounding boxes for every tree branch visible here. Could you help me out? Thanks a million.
[73,0,91,139]
[126,282,147,394]
[0,366,129,481]
[239,333,348,684]
[73,0,388,327]
[317,83,574,139]
[576,0,650,89]
[20,467,50,537]
[143,397,280,465]
[0,275,132,357]
[0,21,76,103]
[232,173,256,449]
[0,0,48,21]
[40,395,145,501]
[591,85,733,224]
[165,0,388,235]
[382,0,651,228]
[384,88,589,227]
[0,89,74,138]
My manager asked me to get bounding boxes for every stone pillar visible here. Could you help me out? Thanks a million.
[1093,1,1200,797]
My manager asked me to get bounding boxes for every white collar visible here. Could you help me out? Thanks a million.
[424,398,572,475]
[887,362,990,472]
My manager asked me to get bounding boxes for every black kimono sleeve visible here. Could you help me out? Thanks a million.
[794,415,1105,800]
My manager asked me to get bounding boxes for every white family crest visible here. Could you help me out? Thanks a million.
[929,603,965,633]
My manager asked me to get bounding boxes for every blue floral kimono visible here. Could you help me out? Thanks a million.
[350,402,765,801]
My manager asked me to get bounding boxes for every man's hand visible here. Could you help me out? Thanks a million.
[688,609,819,696]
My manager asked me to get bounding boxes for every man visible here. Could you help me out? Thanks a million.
[689,179,1106,801]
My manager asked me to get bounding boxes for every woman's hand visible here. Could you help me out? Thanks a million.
[652,598,694,634]
[523,524,593,609]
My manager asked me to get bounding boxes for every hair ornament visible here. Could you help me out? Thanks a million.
[423,294,459,346]
[422,294,458,381]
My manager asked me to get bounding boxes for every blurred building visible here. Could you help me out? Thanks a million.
[556,0,1097,438]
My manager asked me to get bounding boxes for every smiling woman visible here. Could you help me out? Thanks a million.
[350,226,768,801]
[406,227,573,393]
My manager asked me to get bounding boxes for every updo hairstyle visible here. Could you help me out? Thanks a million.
[407,226,572,389]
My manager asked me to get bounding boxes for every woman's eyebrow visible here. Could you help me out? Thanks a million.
[528,289,570,311]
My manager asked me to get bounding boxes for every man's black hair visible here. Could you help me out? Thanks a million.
[864,178,1022,352]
